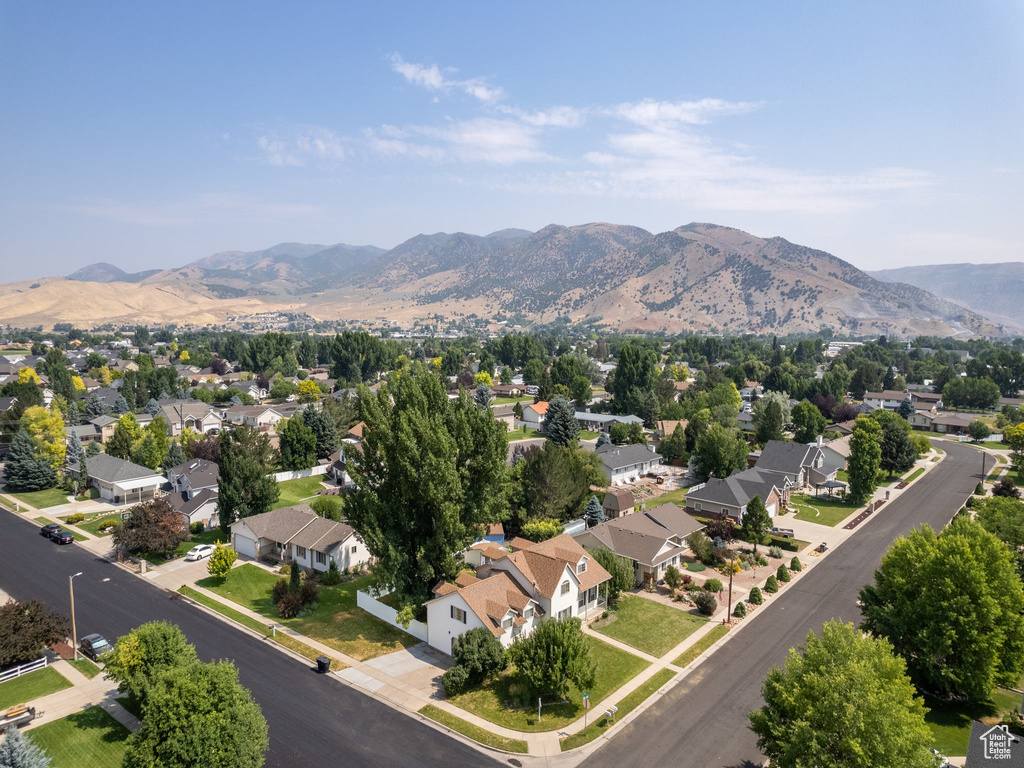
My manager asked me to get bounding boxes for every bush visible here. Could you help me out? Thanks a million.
[993,479,1021,498]
[442,664,470,697]
[693,591,717,616]
[757,555,768,567]
[688,531,715,565]
[663,564,684,591]
[190,521,205,535]
[777,564,791,582]
[272,578,289,605]
[321,560,342,586]
[98,518,118,531]
[704,578,723,593]
[733,601,747,618]
[768,545,783,559]
[764,575,779,593]
[790,556,803,572]
[976,482,985,495]
[452,627,507,685]
[65,512,86,524]
[300,579,319,607]
[681,573,693,586]
[206,543,237,579]
[310,495,343,521]
[276,590,304,618]
[521,518,563,542]
[748,586,763,605]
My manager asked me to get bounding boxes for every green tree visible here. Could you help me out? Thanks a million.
[968,419,992,442]
[754,399,785,445]
[749,621,935,768]
[684,408,712,453]
[0,726,52,768]
[609,421,645,445]
[107,413,143,460]
[975,496,1024,579]
[847,416,882,503]
[545,396,579,447]
[520,443,607,521]
[609,342,660,426]
[791,400,826,443]
[165,440,187,468]
[3,429,56,492]
[279,416,317,470]
[1006,423,1024,470]
[207,543,237,579]
[104,621,199,703]
[122,661,268,768]
[859,516,1024,699]
[0,599,69,668]
[569,375,592,406]
[113,498,189,556]
[584,495,605,527]
[741,495,772,556]
[217,426,280,535]
[451,627,507,686]
[344,369,509,603]
[309,495,343,521]
[657,423,688,463]
[42,349,74,402]
[588,547,634,603]
[509,617,596,699]
[131,415,169,470]
[694,423,748,480]
[871,410,916,479]
[520,518,562,541]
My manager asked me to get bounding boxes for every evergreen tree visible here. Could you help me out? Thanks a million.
[0,723,52,768]
[300,405,339,460]
[114,394,130,413]
[848,416,882,503]
[755,399,785,445]
[165,440,187,468]
[107,413,142,460]
[145,398,161,416]
[279,416,317,470]
[218,426,280,535]
[741,494,772,556]
[897,397,914,419]
[596,431,612,447]
[474,382,491,409]
[83,397,109,420]
[545,396,580,447]
[584,495,606,527]
[65,433,86,486]
[3,429,56,491]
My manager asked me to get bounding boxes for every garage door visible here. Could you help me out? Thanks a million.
[766,502,777,517]
[233,534,256,559]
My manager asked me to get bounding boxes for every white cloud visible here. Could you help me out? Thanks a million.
[367,118,550,165]
[257,126,345,166]
[68,194,322,227]
[389,53,505,102]
[610,97,763,127]
[497,105,586,127]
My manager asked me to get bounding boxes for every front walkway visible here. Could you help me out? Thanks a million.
[18,659,139,734]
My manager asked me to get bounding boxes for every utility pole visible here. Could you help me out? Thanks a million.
[69,572,83,660]
[727,559,734,619]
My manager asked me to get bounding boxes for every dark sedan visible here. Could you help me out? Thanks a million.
[40,522,61,538]
[52,529,74,545]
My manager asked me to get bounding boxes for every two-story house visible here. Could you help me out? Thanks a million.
[862,390,910,411]
[596,442,662,485]
[754,440,841,489]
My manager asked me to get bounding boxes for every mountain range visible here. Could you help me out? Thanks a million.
[0,223,1013,337]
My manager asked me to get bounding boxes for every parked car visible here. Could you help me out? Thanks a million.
[771,527,795,539]
[184,544,216,561]
[79,634,113,661]
[39,523,61,538]
[52,530,74,545]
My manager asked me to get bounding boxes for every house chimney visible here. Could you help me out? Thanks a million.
[817,435,823,447]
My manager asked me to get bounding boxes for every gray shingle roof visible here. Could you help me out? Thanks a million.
[596,443,661,470]
[86,453,162,484]
[234,504,356,553]
[687,468,782,509]
[754,440,816,474]
[583,504,704,566]
[168,458,219,488]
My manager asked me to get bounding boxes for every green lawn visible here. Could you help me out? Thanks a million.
[560,668,677,751]
[3,486,71,509]
[0,667,73,709]
[924,688,1021,755]
[579,430,601,440]
[27,706,131,768]
[655,486,688,506]
[198,564,416,661]
[505,427,540,442]
[420,705,528,753]
[448,636,649,732]
[790,494,859,527]
[904,467,925,483]
[973,440,1009,450]
[32,516,87,541]
[67,657,102,679]
[494,396,533,405]
[272,475,328,509]
[60,508,121,538]
[836,469,849,483]
[141,528,226,566]
[674,624,731,667]
[593,596,707,657]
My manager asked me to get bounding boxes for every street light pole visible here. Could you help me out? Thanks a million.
[69,572,83,660]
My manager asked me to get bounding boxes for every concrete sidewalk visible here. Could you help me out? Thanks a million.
[18,660,139,734]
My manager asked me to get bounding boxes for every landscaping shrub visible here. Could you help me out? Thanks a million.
[704,578,723,593]
[276,590,304,618]
[687,531,715,565]
[733,602,747,618]
[681,573,693,586]
[190,521,205,535]
[321,560,342,586]
[749,587,763,605]
[975,482,985,495]
[206,543,236,578]
[965,496,976,509]
[764,575,779,593]
[704,517,735,542]
[693,591,717,616]
[98,518,118,531]
[272,578,289,605]
[663,564,684,592]
[790,556,803,572]
[768,545,783,559]
[452,627,507,685]
[757,555,768,567]
[993,479,1021,498]
[442,664,470,697]
[300,579,319,607]
[66,512,86,524]
[777,564,791,582]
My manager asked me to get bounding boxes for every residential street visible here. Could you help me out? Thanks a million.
[583,441,990,768]
[0,509,499,768]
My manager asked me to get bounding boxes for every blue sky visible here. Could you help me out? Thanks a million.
[1,1,1021,281]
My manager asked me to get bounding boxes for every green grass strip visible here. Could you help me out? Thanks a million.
[903,467,925,483]
[177,586,344,670]
[420,705,529,754]
[67,657,102,679]
[673,624,731,668]
[560,668,677,751]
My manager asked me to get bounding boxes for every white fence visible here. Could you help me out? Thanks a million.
[958,433,1003,443]
[269,465,329,483]
[356,590,428,643]
[0,657,47,684]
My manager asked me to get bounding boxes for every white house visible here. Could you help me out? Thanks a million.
[229,504,368,573]
[425,534,610,655]
[160,401,223,436]
[596,442,663,485]
[222,405,283,431]
[862,389,910,411]
[85,454,164,504]
[520,401,548,430]
[167,489,219,529]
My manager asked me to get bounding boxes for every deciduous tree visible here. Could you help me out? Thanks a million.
[694,423,748,480]
[509,617,596,699]
[0,599,69,668]
[741,495,772,556]
[104,621,199,703]
[848,416,882,503]
[791,400,826,443]
[278,416,317,470]
[113,498,189,556]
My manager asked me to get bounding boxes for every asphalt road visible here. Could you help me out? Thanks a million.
[584,440,991,768]
[0,510,500,768]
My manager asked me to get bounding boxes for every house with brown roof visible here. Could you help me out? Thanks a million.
[520,401,549,430]
[602,487,636,519]
[425,534,610,655]
[229,504,368,573]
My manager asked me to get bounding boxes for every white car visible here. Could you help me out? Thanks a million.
[185,544,216,561]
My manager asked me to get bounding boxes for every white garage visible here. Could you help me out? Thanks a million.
[232,532,257,559]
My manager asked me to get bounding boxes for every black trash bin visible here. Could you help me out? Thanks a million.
[316,655,330,674]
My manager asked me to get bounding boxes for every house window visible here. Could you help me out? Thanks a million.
[577,560,587,574]
[694,502,702,511]
[557,607,572,620]
[502,617,513,630]
[350,545,357,554]
[315,551,326,565]
[560,580,570,596]
[451,606,466,623]
[295,546,307,559]
[524,606,534,618]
